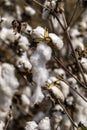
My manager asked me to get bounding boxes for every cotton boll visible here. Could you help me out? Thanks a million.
[53,111,63,124]
[49,33,64,50]
[71,38,84,50]
[54,68,66,79]
[22,86,31,98]
[42,9,50,20]
[0,121,4,130]
[24,6,36,16]
[32,26,45,39]
[33,111,45,123]
[31,85,44,106]
[30,42,52,66]
[0,28,9,42]
[16,52,32,71]
[21,94,30,106]
[51,86,64,102]
[32,67,49,86]
[80,57,87,72]
[38,117,51,130]
[0,28,20,44]
[1,63,19,90]
[42,1,50,19]
[18,35,30,51]
[53,104,63,111]
[21,94,30,113]
[60,81,69,98]
[25,121,38,130]
[49,76,57,82]
[70,28,81,38]
[30,42,51,105]
[0,63,19,119]
[68,77,77,85]
[30,53,40,67]
[61,115,71,130]
[42,0,56,19]
[66,96,74,106]
[16,5,22,20]
[0,15,14,28]
[0,111,8,120]
[36,43,52,61]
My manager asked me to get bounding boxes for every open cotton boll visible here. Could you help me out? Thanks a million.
[42,1,50,19]
[33,67,49,86]
[24,6,36,16]
[36,42,52,62]
[31,85,44,106]
[16,52,32,71]
[21,94,30,113]
[80,57,87,72]
[71,38,84,50]
[1,63,19,90]
[25,121,38,130]
[22,86,31,98]
[32,26,45,39]
[49,33,64,50]
[42,0,56,19]
[60,81,69,98]
[0,15,14,28]
[51,86,64,102]
[68,77,77,85]
[54,104,63,111]
[42,9,50,20]
[49,76,57,82]
[33,112,45,123]
[0,28,10,42]
[0,63,19,119]
[21,94,30,106]
[30,42,52,66]
[0,28,20,43]
[61,115,71,130]
[18,35,30,51]
[54,68,66,79]
[0,121,4,130]
[38,117,51,130]
[70,28,81,38]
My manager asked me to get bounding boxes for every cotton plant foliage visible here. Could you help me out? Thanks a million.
[0,0,87,130]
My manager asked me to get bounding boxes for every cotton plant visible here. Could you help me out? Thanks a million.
[0,0,87,130]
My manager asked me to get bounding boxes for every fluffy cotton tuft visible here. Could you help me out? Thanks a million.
[0,28,20,44]
[49,33,64,50]
[25,121,38,130]
[0,121,4,130]
[30,42,52,105]
[16,52,32,71]
[18,35,30,51]
[0,63,19,119]
[32,26,45,39]
[80,57,87,72]
[24,6,36,16]
[38,117,51,130]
